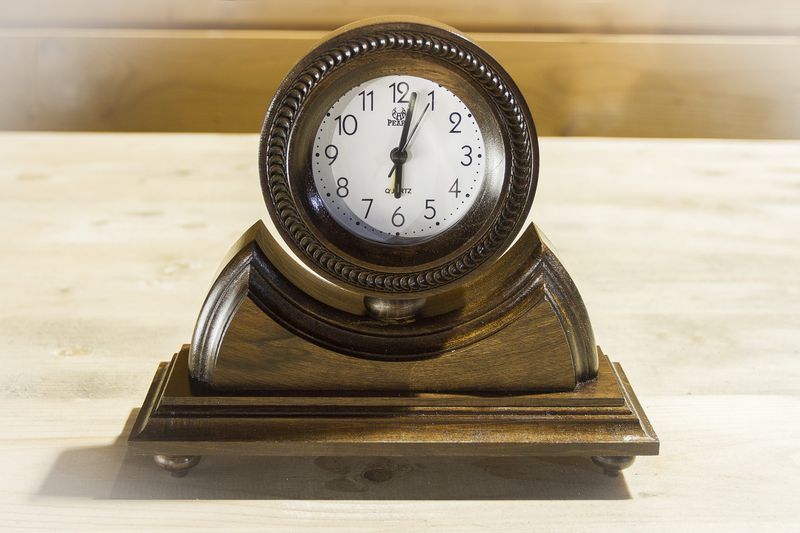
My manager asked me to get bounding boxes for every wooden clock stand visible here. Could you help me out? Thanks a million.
[129,220,658,477]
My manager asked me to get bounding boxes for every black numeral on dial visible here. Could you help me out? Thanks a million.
[449,178,461,197]
[358,90,374,111]
[390,82,409,104]
[361,198,373,218]
[336,177,349,197]
[392,206,405,227]
[424,199,436,219]
[449,112,462,133]
[334,114,358,136]
[460,145,472,166]
[325,144,338,165]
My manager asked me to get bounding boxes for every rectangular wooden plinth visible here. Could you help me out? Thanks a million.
[128,347,659,457]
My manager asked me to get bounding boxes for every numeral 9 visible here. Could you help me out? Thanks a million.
[325,144,338,165]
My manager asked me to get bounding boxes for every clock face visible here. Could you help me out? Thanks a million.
[312,75,488,243]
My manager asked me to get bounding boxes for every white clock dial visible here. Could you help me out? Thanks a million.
[312,75,489,243]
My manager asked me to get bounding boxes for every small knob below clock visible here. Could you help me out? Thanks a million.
[364,296,427,323]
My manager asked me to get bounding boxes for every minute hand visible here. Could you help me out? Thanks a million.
[402,102,430,151]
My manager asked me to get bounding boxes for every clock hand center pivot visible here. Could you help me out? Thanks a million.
[390,147,408,166]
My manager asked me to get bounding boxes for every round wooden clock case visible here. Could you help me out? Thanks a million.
[128,18,658,478]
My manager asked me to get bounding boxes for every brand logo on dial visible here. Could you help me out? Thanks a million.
[387,107,407,127]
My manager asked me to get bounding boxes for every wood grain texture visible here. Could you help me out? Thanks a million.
[190,220,595,392]
[129,348,656,457]
[0,29,798,138]
[213,296,577,392]
[0,133,798,529]
[173,351,623,408]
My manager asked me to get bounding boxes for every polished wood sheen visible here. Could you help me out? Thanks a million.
[129,346,658,459]
[187,220,596,391]
[213,297,575,392]
[129,215,658,472]
[125,18,657,475]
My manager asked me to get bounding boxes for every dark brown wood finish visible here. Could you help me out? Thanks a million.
[127,214,661,475]
[130,216,659,473]
[169,347,625,408]
[128,18,658,477]
[211,296,575,392]
[130,347,658,459]
[187,220,597,385]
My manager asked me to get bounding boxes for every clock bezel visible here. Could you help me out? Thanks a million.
[259,19,539,294]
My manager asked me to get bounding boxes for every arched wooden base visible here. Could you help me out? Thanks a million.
[187,221,597,393]
[128,221,658,474]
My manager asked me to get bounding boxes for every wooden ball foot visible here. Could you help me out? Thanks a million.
[154,454,201,477]
[591,455,635,476]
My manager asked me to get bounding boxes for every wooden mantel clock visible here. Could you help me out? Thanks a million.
[129,17,658,477]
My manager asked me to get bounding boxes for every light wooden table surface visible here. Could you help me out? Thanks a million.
[1,133,798,531]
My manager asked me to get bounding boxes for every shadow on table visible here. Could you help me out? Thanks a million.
[38,409,632,500]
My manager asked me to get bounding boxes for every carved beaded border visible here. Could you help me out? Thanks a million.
[261,29,534,293]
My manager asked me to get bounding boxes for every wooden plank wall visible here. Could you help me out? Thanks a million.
[0,1,798,138]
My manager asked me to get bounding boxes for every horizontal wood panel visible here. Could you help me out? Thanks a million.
[1,0,799,34]
[1,29,798,138]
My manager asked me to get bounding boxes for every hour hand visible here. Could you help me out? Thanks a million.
[390,147,407,197]
[388,99,430,191]
[389,92,418,198]
[393,163,403,198]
